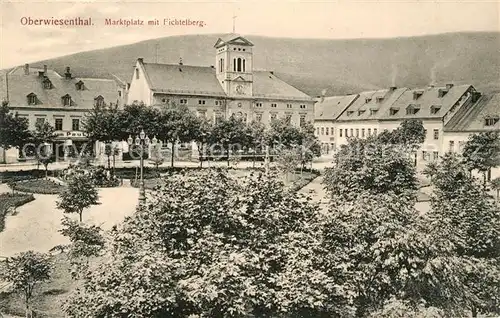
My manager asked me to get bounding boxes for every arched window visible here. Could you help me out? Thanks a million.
[243,59,246,72]
[237,58,242,72]
[233,58,236,72]
[135,68,139,79]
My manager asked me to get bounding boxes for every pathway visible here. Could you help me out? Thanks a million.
[0,187,139,257]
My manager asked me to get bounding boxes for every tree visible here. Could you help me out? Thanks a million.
[211,116,248,167]
[428,153,500,316]
[298,122,321,170]
[267,118,302,148]
[149,142,164,174]
[59,217,105,279]
[83,104,123,142]
[1,251,51,318]
[192,117,213,168]
[275,147,300,182]
[318,189,474,317]
[158,104,199,168]
[63,169,330,317]
[323,137,419,203]
[462,131,500,185]
[0,101,31,150]
[422,161,439,182]
[246,120,266,168]
[491,177,500,202]
[31,121,57,177]
[57,173,99,222]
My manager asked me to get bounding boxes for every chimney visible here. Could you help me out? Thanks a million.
[137,57,144,63]
[43,65,47,75]
[446,83,454,90]
[179,57,183,65]
[65,66,72,79]
[24,64,29,75]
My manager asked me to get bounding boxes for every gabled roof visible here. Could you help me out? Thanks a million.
[445,93,500,132]
[141,63,226,97]
[214,34,254,48]
[337,88,408,121]
[1,66,121,108]
[252,71,313,101]
[314,94,358,120]
[378,84,472,120]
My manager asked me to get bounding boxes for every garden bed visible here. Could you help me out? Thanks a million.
[0,193,35,232]
[9,179,65,195]
[0,169,62,184]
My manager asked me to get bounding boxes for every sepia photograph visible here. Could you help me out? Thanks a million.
[0,0,499,317]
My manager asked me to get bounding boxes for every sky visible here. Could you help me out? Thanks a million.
[1,0,499,69]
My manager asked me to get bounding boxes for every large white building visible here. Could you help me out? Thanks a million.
[127,34,315,127]
[315,84,499,174]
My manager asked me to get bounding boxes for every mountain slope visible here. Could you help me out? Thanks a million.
[22,32,500,96]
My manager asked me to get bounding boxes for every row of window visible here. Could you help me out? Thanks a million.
[316,127,442,140]
[27,93,105,107]
[257,103,307,109]
[197,111,307,126]
[316,127,380,138]
[42,78,86,91]
[166,99,308,109]
[33,117,80,131]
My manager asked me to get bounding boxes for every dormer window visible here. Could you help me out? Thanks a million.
[27,93,38,105]
[42,77,52,89]
[365,98,372,103]
[358,110,365,116]
[406,104,420,115]
[346,111,354,116]
[430,105,441,114]
[370,109,378,116]
[376,97,384,103]
[94,95,105,107]
[485,116,500,126]
[62,94,72,106]
[438,89,448,98]
[390,108,399,115]
[413,91,423,100]
[75,81,85,90]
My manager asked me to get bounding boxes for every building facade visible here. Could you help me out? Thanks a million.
[0,64,126,163]
[127,34,315,127]
[314,83,499,171]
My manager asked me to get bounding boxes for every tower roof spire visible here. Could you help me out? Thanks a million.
[232,15,237,33]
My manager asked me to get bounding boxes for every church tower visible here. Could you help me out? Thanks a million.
[214,34,254,97]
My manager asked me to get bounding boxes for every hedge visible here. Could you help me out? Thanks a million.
[9,179,65,195]
[0,193,35,232]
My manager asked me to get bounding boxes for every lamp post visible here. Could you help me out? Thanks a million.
[128,129,150,203]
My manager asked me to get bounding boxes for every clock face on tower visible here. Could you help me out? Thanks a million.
[235,84,245,95]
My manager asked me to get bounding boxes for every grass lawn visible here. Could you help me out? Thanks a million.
[9,179,65,195]
[0,253,77,318]
[0,193,35,232]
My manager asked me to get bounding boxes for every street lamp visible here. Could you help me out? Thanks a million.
[127,129,150,203]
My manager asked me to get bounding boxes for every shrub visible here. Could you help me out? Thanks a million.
[0,193,35,232]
